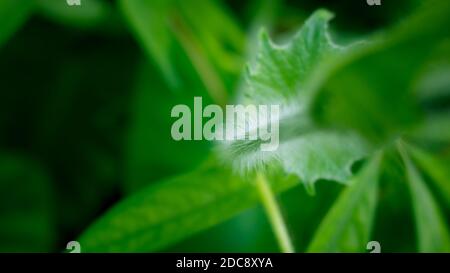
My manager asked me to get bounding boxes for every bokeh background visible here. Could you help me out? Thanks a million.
[0,0,447,253]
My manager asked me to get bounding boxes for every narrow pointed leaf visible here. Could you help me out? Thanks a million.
[307,153,382,252]
[119,0,179,86]
[79,163,297,252]
[398,143,450,252]
[406,144,450,208]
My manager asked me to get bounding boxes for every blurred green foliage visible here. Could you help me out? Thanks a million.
[0,0,449,253]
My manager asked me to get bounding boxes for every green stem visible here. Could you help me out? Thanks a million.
[170,13,227,106]
[255,172,295,253]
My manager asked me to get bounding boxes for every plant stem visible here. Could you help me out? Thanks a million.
[255,172,295,253]
[170,13,227,106]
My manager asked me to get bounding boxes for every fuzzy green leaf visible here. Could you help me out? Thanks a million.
[219,10,369,185]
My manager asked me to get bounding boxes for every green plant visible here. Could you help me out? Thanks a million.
[0,0,449,253]
[78,1,450,252]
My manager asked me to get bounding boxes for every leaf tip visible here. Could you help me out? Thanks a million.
[258,27,273,49]
[313,9,334,22]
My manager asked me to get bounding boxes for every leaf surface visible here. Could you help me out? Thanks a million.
[307,154,382,252]
[398,143,450,252]
[219,10,369,186]
[407,144,450,209]
[79,163,297,252]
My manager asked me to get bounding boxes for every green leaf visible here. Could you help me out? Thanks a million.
[416,41,450,105]
[312,0,450,142]
[406,144,450,209]
[307,153,382,252]
[0,0,33,48]
[170,0,244,103]
[219,10,369,185]
[410,38,450,144]
[119,0,178,86]
[276,131,368,186]
[398,142,450,252]
[176,0,243,74]
[409,112,450,144]
[119,0,243,93]
[242,9,343,105]
[79,162,297,252]
[371,149,417,252]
